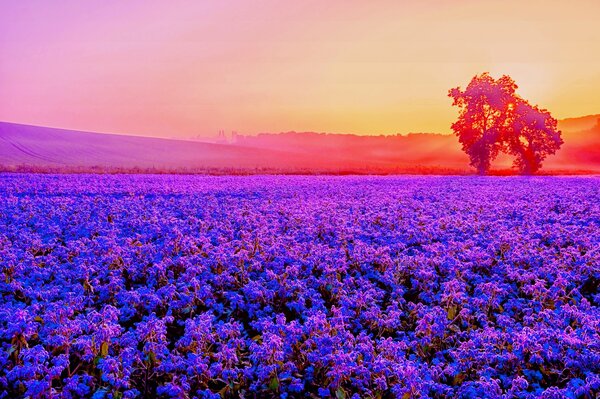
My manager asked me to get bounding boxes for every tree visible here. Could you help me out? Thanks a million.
[449,73,562,175]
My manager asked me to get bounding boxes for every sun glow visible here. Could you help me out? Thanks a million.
[1,1,599,137]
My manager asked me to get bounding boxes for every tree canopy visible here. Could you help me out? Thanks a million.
[449,73,563,175]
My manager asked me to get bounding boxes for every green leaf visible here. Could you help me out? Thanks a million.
[336,388,346,399]
[447,305,457,320]
[100,342,109,357]
[453,372,466,385]
[269,376,279,391]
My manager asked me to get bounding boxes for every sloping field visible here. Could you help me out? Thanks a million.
[1,118,600,173]
[0,122,468,173]
[0,122,333,171]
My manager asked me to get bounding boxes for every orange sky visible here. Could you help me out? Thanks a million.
[1,0,599,138]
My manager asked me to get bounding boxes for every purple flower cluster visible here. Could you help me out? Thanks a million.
[0,174,599,398]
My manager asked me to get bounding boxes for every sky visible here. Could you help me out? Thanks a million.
[1,0,600,138]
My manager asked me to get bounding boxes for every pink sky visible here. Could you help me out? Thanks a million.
[1,0,600,138]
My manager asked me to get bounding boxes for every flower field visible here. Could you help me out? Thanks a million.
[1,174,599,398]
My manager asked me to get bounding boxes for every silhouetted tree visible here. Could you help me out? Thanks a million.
[449,73,516,174]
[449,73,562,175]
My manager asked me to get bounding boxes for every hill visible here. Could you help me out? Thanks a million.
[1,119,599,174]
[547,115,600,170]
[0,122,468,174]
[0,122,385,173]
[558,114,600,132]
